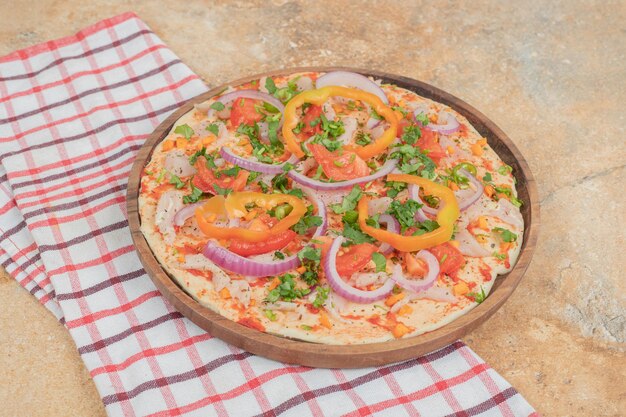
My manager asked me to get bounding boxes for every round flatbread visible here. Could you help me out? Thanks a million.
[138,71,524,345]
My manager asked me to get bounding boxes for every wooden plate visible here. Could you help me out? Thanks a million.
[127,67,539,368]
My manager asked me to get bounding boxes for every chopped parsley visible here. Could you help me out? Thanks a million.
[372,253,387,272]
[467,286,487,304]
[483,172,493,182]
[385,181,407,198]
[213,183,232,196]
[189,147,207,166]
[355,131,372,146]
[264,310,277,321]
[400,124,422,145]
[386,199,423,232]
[265,273,311,303]
[492,227,518,242]
[274,251,285,260]
[182,184,203,204]
[414,112,430,126]
[206,123,220,136]
[493,252,507,260]
[265,77,299,103]
[210,102,225,111]
[291,204,323,234]
[169,174,186,189]
[219,165,241,177]
[174,124,194,140]
[498,164,513,175]
[389,144,437,179]
[330,186,362,214]
[342,222,375,246]
[297,246,321,286]
[312,286,329,308]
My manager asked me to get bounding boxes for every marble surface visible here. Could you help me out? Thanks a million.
[0,1,624,416]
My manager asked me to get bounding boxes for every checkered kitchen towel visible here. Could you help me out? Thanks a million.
[0,12,539,417]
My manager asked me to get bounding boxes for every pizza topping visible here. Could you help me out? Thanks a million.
[202,240,301,277]
[282,86,398,159]
[315,71,389,104]
[389,250,439,293]
[359,174,460,252]
[195,192,307,242]
[219,146,298,175]
[323,236,395,303]
[287,157,397,190]
[207,89,285,124]
[416,110,460,135]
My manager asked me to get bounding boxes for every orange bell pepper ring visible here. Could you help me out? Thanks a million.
[282,86,398,159]
[358,174,460,252]
[195,192,306,243]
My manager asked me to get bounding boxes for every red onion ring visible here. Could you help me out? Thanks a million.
[316,71,389,104]
[377,214,399,255]
[208,89,285,125]
[219,147,299,175]
[390,250,439,293]
[323,236,395,303]
[288,158,397,191]
[173,202,204,227]
[300,186,328,238]
[366,117,382,130]
[420,111,460,135]
[202,240,300,277]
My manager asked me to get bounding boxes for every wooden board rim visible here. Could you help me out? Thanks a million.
[126,66,540,368]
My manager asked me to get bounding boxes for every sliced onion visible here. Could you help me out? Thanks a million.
[220,147,299,175]
[165,150,196,177]
[301,186,328,237]
[337,116,357,145]
[295,76,314,92]
[368,197,392,215]
[407,184,430,221]
[390,250,439,293]
[207,90,285,124]
[377,214,399,255]
[490,199,524,229]
[155,191,183,245]
[366,117,381,129]
[322,102,336,121]
[316,71,389,104]
[371,124,386,140]
[288,158,397,191]
[173,202,204,227]
[409,169,482,214]
[413,286,457,303]
[324,236,395,303]
[202,240,300,277]
[455,169,484,211]
[455,227,490,257]
[423,111,460,135]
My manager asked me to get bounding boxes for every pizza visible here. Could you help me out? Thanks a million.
[138,70,524,344]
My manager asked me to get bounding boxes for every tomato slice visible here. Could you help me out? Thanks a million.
[229,230,296,256]
[334,243,378,278]
[192,156,249,194]
[429,242,465,276]
[230,97,264,127]
[308,143,370,181]
[416,128,446,165]
[295,104,323,141]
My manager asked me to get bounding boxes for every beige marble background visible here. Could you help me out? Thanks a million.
[0,1,624,416]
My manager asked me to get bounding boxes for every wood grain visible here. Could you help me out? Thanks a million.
[127,67,540,368]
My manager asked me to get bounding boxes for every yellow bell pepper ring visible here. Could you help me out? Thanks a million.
[195,192,307,242]
[281,86,398,160]
[358,174,460,252]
